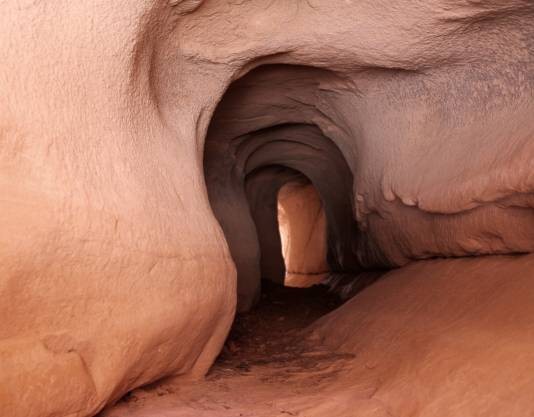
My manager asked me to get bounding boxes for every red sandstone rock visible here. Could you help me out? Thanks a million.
[1,1,533,416]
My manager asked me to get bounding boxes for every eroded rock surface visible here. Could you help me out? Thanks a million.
[1,0,533,416]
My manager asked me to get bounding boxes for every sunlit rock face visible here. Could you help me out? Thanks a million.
[278,182,329,288]
[1,0,534,416]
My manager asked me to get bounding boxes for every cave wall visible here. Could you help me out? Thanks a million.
[0,2,237,416]
[1,0,534,416]
[205,112,358,310]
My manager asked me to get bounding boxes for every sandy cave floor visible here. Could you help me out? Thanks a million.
[102,281,358,417]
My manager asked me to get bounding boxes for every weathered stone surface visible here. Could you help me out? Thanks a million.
[1,0,533,416]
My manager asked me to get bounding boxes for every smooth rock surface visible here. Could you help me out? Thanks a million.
[278,182,329,287]
[1,0,533,416]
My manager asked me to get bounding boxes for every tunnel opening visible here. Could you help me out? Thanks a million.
[277,175,330,288]
[202,64,384,385]
[204,64,370,313]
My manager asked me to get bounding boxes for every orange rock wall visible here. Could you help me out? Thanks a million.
[278,183,329,287]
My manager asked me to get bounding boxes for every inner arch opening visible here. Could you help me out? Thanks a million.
[204,64,366,311]
[277,177,329,288]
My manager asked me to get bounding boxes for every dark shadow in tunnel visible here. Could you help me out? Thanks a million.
[238,124,359,274]
[204,65,361,311]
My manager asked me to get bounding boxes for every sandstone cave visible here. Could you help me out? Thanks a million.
[1,1,534,417]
